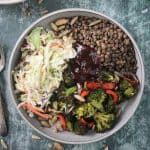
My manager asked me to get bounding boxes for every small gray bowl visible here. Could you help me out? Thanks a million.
[8,8,144,144]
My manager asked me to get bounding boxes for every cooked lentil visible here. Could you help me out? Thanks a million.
[52,16,137,74]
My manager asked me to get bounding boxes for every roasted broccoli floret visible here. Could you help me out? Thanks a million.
[118,79,136,99]
[73,121,87,135]
[51,83,75,110]
[66,114,87,135]
[94,112,116,132]
[64,86,77,97]
[116,91,123,103]
[63,66,75,87]
[119,79,131,91]
[74,103,96,119]
[88,89,107,112]
[102,72,114,82]
[124,86,136,97]
[66,120,73,131]
[104,95,116,113]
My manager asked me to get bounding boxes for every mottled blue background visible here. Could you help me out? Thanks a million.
[0,0,149,150]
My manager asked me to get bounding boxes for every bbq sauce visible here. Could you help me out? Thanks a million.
[71,43,102,82]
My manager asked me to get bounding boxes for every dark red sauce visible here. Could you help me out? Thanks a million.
[71,43,102,82]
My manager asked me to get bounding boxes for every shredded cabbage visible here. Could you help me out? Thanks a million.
[14,27,76,108]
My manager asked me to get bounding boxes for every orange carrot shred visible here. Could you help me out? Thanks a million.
[50,42,64,48]
[58,113,66,130]
[19,102,49,119]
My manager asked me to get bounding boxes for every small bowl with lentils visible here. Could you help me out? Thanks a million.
[8,8,144,144]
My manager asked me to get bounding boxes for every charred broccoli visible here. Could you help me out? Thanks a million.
[119,79,136,99]
[74,103,96,119]
[94,112,116,132]
[116,91,123,104]
[66,114,87,135]
[119,79,131,91]
[102,72,114,82]
[66,120,73,131]
[63,66,75,87]
[64,86,77,97]
[73,121,87,135]
[124,86,136,97]
[74,89,116,119]
[88,89,107,112]
[104,95,116,113]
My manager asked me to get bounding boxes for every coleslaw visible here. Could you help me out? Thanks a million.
[13,27,77,108]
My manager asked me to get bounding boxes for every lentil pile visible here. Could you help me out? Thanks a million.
[51,16,137,73]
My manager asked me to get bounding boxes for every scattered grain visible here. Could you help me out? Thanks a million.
[104,145,109,150]
[31,134,41,140]
[53,142,64,150]
[40,9,49,15]
[89,20,101,26]
[50,23,58,31]
[55,19,69,26]
[58,30,70,38]
[37,0,44,4]
[0,139,8,149]
[74,94,85,102]
[40,121,51,128]
[70,16,78,25]
[58,25,66,31]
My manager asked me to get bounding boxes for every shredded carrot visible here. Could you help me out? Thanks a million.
[80,90,89,97]
[33,106,45,113]
[17,101,27,108]
[50,42,59,47]
[50,42,64,48]
[58,113,66,130]
[19,102,49,119]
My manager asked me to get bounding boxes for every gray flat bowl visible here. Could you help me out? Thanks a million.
[8,8,145,144]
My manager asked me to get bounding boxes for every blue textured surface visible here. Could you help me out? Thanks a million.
[0,0,150,150]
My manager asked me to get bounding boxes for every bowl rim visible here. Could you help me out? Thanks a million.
[0,0,25,5]
[8,8,145,144]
